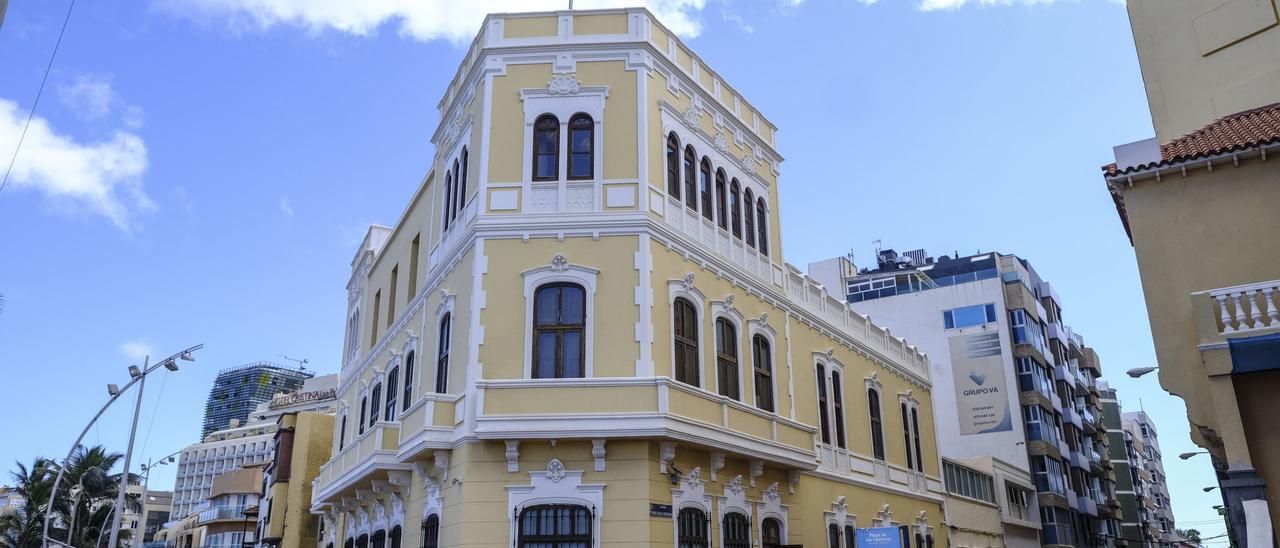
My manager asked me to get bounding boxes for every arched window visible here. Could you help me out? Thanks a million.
[369,384,382,428]
[715,169,727,229]
[869,389,886,460]
[421,514,439,548]
[817,364,832,445]
[385,367,399,421]
[915,533,924,548]
[345,537,354,548]
[827,523,841,548]
[450,159,460,222]
[743,188,756,248]
[844,525,856,548]
[517,505,591,548]
[699,157,713,221]
[533,115,559,181]
[911,406,924,472]
[358,396,368,435]
[458,148,469,217]
[901,402,914,471]
[568,114,594,180]
[667,133,681,198]
[436,314,451,394]
[371,530,386,548]
[673,298,699,387]
[441,171,452,231]
[677,507,709,548]
[729,179,742,238]
[715,318,740,400]
[533,283,587,378]
[403,351,415,411]
[756,197,768,256]
[338,414,347,450]
[926,533,935,548]
[723,512,750,548]
[356,534,368,548]
[389,525,402,548]
[753,335,774,412]
[832,370,846,449]
[762,518,783,548]
[683,146,697,209]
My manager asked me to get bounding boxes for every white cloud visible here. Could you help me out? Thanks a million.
[155,0,710,41]
[58,75,117,120]
[0,98,152,231]
[279,197,294,219]
[119,340,156,361]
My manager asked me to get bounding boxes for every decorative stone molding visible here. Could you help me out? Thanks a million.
[659,442,677,474]
[714,131,729,152]
[591,439,607,472]
[550,253,570,273]
[749,460,764,487]
[505,440,521,473]
[548,73,582,95]
[546,458,567,483]
[710,452,726,481]
[741,153,760,173]
[875,503,893,527]
[682,105,701,128]
[434,450,451,481]
[763,482,780,503]
[788,470,800,494]
[681,272,696,290]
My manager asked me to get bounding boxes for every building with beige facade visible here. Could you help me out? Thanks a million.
[310,8,950,548]
[1101,1,1280,545]
[257,411,334,548]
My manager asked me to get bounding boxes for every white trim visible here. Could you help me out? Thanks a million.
[747,316,778,413]
[717,475,753,547]
[432,291,457,395]
[522,255,600,379]
[710,297,745,402]
[756,482,789,547]
[824,497,856,548]
[671,467,713,548]
[507,459,605,548]
[668,276,708,389]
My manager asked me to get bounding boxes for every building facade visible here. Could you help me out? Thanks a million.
[812,249,1121,546]
[1101,1,1280,544]
[1121,411,1177,546]
[311,8,949,548]
[161,466,263,548]
[172,420,277,519]
[203,363,314,439]
[257,411,334,548]
[139,490,173,546]
[1099,385,1179,547]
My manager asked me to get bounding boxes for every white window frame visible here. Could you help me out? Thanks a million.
[710,298,745,402]
[507,458,604,548]
[668,278,708,389]
[521,255,599,379]
[746,317,778,414]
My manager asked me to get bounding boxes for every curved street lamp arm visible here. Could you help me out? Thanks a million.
[42,344,203,548]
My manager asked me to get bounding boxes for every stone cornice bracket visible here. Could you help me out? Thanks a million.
[412,461,431,480]
[505,440,521,473]
[591,439,607,472]
[788,470,800,495]
[749,460,764,488]
[370,480,394,496]
[659,442,677,474]
[681,272,695,290]
[386,470,412,489]
[710,452,726,481]
[434,450,451,481]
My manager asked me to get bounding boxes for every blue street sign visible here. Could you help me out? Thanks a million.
[856,527,903,548]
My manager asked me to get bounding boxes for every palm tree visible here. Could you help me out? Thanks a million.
[0,446,140,548]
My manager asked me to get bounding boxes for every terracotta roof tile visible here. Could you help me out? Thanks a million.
[1104,102,1280,176]
[1102,103,1280,243]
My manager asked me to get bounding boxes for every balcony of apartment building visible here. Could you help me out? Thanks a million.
[312,417,411,507]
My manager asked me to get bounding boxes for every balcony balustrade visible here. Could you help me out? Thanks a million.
[1196,279,1280,335]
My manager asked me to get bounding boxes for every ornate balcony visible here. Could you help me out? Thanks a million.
[312,422,405,504]
[472,376,818,469]
[1194,279,1280,336]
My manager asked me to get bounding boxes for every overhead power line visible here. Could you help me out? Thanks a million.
[0,0,78,196]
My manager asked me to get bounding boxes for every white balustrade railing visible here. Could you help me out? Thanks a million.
[1206,280,1280,334]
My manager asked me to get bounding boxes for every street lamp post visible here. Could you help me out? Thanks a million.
[134,450,181,548]
[42,344,202,548]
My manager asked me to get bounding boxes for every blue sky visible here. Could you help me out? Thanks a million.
[0,0,1230,540]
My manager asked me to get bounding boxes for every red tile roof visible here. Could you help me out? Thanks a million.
[1103,103,1280,245]
[1105,102,1280,176]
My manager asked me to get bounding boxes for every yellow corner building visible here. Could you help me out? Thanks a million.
[310,9,947,548]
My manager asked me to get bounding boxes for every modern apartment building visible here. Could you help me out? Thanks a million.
[1100,1,1280,544]
[139,490,173,545]
[159,466,264,548]
[811,249,1121,547]
[1099,384,1183,547]
[311,8,951,548]
[171,419,277,519]
[202,362,313,439]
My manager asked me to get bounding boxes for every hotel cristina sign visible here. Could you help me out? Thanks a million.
[269,388,337,409]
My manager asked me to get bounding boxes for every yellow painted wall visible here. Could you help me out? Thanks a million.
[574,13,628,35]
[504,16,557,39]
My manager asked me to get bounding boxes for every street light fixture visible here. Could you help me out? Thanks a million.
[1180,451,1208,460]
[163,360,179,372]
[1127,366,1159,378]
[1204,486,1218,492]
[42,344,204,548]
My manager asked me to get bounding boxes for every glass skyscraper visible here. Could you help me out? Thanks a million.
[201,362,313,438]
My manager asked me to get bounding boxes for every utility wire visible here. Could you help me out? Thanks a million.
[0,0,78,195]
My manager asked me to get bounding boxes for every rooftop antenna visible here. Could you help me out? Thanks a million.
[568,0,574,9]
[278,354,310,372]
